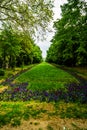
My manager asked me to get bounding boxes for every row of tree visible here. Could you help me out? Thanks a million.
[0,0,53,69]
[46,0,87,66]
[0,25,42,69]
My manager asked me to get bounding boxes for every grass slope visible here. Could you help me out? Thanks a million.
[15,62,78,91]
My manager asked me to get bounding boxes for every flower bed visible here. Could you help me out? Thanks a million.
[0,82,87,103]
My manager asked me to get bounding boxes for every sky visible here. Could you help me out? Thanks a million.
[36,0,67,58]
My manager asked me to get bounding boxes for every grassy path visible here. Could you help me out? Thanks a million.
[15,62,78,91]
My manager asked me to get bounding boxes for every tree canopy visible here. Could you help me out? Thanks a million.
[46,0,87,66]
[0,0,53,34]
[0,25,42,68]
[0,0,54,68]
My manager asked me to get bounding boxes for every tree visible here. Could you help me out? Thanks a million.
[32,45,42,63]
[0,25,42,68]
[46,0,87,66]
[0,25,21,68]
[0,0,53,35]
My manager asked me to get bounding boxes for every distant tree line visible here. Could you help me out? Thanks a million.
[46,0,87,66]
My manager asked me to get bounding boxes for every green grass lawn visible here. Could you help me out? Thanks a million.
[15,62,78,91]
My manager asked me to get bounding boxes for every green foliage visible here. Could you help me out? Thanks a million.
[0,105,22,127]
[0,25,21,68]
[0,25,42,69]
[33,45,42,63]
[0,69,5,76]
[0,0,52,69]
[0,0,53,35]
[46,0,87,66]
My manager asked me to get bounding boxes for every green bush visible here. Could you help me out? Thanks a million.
[0,69,5,76]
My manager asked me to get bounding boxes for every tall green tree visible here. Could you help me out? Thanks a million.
[0,25,42,69]
[46,0,87,66]
[0,25,21,68]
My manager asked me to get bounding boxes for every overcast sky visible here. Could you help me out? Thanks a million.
[36,0,67,58]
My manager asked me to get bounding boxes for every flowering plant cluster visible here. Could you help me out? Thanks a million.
[0,82,87,103]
